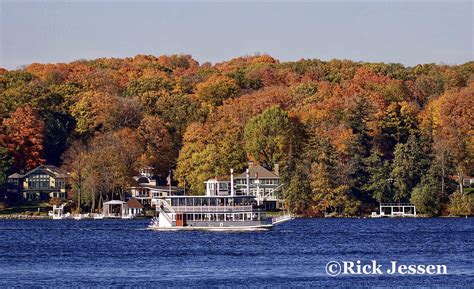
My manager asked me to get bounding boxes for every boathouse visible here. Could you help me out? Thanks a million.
[102,198,144,218]
[377,203,417,217]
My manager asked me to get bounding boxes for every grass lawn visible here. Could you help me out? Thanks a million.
[0,202,52,215]
[465,187,474,195]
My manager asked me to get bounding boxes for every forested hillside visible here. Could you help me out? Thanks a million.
[0,55,472,216]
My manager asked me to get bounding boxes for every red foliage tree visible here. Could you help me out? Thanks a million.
[3,106,46,171]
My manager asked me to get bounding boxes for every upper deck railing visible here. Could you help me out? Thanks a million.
[166,205,263,213]
[380,203,415,207]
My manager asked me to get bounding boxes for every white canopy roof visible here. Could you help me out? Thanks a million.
[103,200,126,205]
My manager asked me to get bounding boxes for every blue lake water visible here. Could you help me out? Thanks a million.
[0,218,473,287]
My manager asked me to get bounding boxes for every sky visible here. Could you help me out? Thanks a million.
[1,1,472,69]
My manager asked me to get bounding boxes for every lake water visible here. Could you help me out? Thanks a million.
[0,218,472,287]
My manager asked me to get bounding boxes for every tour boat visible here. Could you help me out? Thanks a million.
[148,195,278,231]
[148,168,293,231]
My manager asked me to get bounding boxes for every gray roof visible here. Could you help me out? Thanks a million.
[9,165,68,179]
[8,173,24,179]
[234,164,279,179]
[24,165,67,178]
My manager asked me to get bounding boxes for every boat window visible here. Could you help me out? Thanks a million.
[210,198,216,206]
[186,198,193,206]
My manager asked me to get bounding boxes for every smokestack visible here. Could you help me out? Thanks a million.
[246,169,250,196]
[230,168,234,197]
[273,164,280,176]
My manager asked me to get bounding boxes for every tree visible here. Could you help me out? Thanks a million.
[420,84,473,195]
[0,147,13,185]
[379,101,419,157]
[0,121,13,185]
[309,138,360,215]
[284,161,312,214]
[390,135,429,202]
[196,75,239,106]
[448,192,471,216]
[410,167,443,216]
[3,106,46,171]
[154,93,207,151]
[363,148,394,203]
[244,106,290,169]
[137,115,173,177]
[62,141,89,213]
[432,85,473,194]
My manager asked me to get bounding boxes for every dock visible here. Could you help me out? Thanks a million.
[371,203,417,218]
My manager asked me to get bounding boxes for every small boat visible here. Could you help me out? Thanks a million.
[73,213,90,220]
[272,213,295,225]
[93,214,104,220]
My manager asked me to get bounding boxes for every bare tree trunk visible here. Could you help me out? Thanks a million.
[120,187,125,201]
[458,169,464,194]
[440,152,446,198]
[99,191,104,210]
[77,188,81,214]
[91,188,96,213]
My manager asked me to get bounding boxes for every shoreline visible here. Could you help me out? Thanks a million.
[0,214,470,220]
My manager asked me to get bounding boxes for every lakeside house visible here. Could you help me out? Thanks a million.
[449,175,474,189]
[205,161,283,210]
[130,167,184,205]
[7,165,67,201]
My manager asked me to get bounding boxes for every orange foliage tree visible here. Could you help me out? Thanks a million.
[3,106,46,171]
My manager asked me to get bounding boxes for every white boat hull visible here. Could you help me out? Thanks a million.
[148,223,273,231]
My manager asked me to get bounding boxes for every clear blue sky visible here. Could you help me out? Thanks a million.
[1,1,472,69]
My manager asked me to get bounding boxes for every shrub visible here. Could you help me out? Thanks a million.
[49,197,62,206]
[448,192,471,216]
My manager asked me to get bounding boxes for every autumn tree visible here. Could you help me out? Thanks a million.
[1,54,472,216]
[3,106,46,171]
[196,75,239,106]
[430,85,473,194]
[91,128,143,201]
[138,115,173,177]
[243,106,290,169]
[62,141,90,213]
[309,138,360,215]
[0,120,13,185]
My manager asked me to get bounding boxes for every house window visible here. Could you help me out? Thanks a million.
[8,178,20,187]
[55,178,64,189]
[28,174,50,189]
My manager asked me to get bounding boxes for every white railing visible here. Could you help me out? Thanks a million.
[171,205,255,213]
[159,199,176,214]
[158,206,174,223]
[380,203,415,207]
